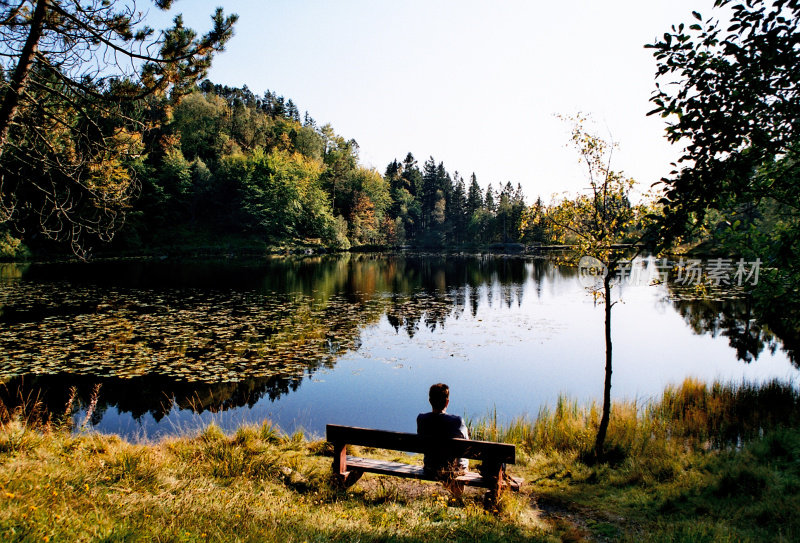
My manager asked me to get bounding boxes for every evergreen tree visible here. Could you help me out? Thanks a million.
[397,153,422,240]
[510,183,526,242]
[484,183,496,213]
[385,160,403,193]
[450,173,467,245]
[421,156,438,234]
[261,91,274,115]
[286,99,300,122]
[437,162,452,203]
[432,162,450,245]
[467,173,483,216]
[401,153,421,197]
[496,182,514,242]
[273,96,286,118]
[238,85,256,108]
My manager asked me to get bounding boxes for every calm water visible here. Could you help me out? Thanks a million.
[1,255,797,439]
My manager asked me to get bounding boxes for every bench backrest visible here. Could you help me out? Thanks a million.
[326,424,515,464]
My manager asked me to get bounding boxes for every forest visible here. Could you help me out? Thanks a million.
[0,77,552,256]
[117,81,544,252]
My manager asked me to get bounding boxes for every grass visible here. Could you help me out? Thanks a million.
[1,378,799,542]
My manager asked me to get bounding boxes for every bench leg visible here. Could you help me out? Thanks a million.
[481,463,506,511]
[331,441,363,488]
[332,469,363,488]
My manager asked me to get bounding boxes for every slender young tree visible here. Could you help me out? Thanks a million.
[548,115,644,459]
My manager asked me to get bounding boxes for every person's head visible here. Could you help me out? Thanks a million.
[428,383,450,412]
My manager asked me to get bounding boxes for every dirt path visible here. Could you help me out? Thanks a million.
[532,495,626,542]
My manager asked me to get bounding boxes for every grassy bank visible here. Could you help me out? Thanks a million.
[1,378,798,542]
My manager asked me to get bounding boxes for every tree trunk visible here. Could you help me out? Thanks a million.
[594,271,613,459]
[0,0,49,160]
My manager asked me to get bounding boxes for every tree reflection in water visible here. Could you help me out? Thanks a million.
[668,287,796,365]
[0,256,546,424]
[0,255,795,430]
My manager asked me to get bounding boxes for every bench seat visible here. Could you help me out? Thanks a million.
[345,455,523,489]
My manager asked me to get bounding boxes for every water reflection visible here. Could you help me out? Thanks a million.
[0,255,795,437]
[670,293,790,364]
[0,256,551,423]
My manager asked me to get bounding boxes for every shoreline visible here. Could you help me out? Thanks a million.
[1,378,798,541]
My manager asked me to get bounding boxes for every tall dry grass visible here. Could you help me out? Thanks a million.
[470,378,800,458]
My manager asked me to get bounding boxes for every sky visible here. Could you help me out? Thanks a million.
[151,0,721,203]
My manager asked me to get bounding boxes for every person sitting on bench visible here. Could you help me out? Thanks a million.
[416,383,469,477]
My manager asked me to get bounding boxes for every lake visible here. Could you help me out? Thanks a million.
[1,254,797,440]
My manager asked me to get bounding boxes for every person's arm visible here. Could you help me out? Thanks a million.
[458,417,469,440]
[457,416,470,472]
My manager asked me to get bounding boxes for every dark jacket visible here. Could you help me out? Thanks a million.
[416,411,469,474]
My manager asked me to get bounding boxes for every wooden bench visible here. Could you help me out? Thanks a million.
[326,424,523,504]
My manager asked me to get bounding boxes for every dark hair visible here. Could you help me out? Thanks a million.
[429,383,449,411]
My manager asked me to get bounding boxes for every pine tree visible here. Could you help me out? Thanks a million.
[450,173,467,245]
[496,182,514,242]
[432,162,450,245]
[484,183,496,213]
[385,160,402,188]
[286,99,300,122]
[510,183,526,242]
[467,173,483,216]
[401,153,421,197]
[421,156,438,233]
[273,96,286,118]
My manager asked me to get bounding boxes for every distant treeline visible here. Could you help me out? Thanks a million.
[103,81,549,252]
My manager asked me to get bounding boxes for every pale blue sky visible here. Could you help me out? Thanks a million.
[153,0,719,202]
